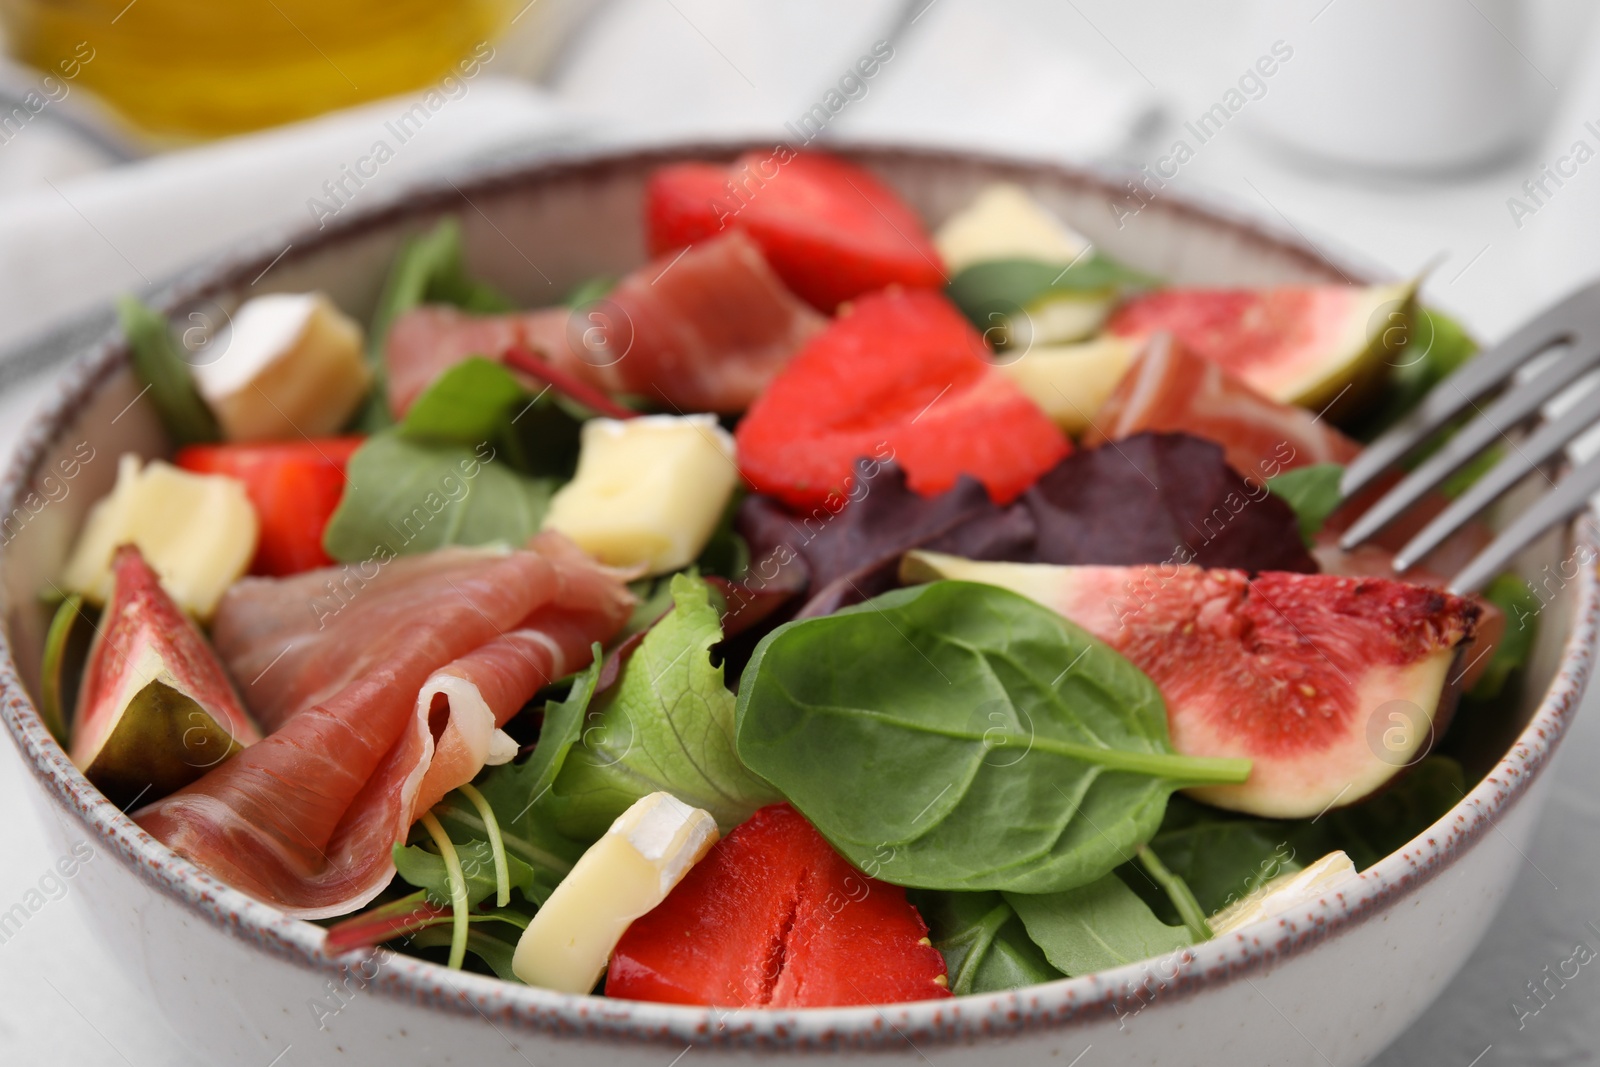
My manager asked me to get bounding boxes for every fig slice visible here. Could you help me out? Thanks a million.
[1106,282,1415,415]
[901,552,1479,818]
[70,545,260,806]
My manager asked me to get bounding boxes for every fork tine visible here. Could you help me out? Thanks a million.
[1338,344,1600,549]
[1342,279,1600,498]
[1393,379,1600,570]
[1448,449,1600,594]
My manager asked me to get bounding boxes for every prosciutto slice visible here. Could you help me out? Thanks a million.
[1086,334,1359,481]
[134,534,634,918]
[386,229,823,417]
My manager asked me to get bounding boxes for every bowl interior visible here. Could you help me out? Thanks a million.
[0,142,1584,1035]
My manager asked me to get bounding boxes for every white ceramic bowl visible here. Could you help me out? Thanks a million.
[1,144,1594,1067]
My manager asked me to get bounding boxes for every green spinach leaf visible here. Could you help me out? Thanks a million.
[734,580,1251,894]
[947,255,1156,315]
[1004,873,1192,976]
[913,890,1064,994]
[398,355,582,479]
[1267,463,1345,545]
[543,574,781,838]
[1128,796,1313,921]
[118,297,220,445]
[321,432,554,562]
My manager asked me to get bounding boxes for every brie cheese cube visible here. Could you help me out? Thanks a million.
[513,791,718,993]
[935,183,1093,273]
[542,414,738,576]
[1209,851,1356,935]
[192,292,370,442]
[60,454,258,619]
[997,337,1137,434]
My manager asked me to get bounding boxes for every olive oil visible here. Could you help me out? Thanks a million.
[1,0,515,140]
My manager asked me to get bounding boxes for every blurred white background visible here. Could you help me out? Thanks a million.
[1,1,1599,1063]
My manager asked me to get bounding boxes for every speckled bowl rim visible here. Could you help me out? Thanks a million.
[0,142,1595,1054]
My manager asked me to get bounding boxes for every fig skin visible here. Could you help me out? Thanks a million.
[71,545,259,807]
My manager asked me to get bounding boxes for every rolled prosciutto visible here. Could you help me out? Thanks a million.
[385,229,823,417]
[135,533,634,919]
[1086,334,1360,480]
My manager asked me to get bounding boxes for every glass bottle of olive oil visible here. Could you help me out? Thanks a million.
[0,0,521,141]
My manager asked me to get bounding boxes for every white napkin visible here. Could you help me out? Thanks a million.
[0,77,583,352]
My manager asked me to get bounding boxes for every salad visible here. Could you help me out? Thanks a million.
[37,150,1533,1009]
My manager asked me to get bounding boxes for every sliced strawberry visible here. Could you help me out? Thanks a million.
[735,288,1070,510]
[607,803,949,1008]
[176,437,363,577]
[646,151,946,311]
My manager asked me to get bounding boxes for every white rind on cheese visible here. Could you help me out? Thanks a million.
[192,292,370,442]
[59,454,258,620]
[512,792,719,994]
[541,414,739,576]
[935,182,1093,274]
[1209,851,1357,935]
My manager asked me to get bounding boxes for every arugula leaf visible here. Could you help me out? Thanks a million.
[1469,574,1540,700]
[321,433,554,562]
[118,297,220,446]
[431,765,588,905]
[397,356,582,480]
[408,925,525,982]
[39,594,83,746]
[1004,873,1192,976]
[369,218,512,358]
[358,218,514,431]
[913,890,1063,994]
[499,651,601,815]
[392,839,537,909]
[735,580,1251,894]
[1267,464,1345,545]
[543,575,782,838]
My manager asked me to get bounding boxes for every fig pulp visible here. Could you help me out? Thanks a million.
[902,553,1479,818]
[1107,282,1415,415]
[71,545,260,806]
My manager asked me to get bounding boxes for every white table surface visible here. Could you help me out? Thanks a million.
[3,1,1600,1063]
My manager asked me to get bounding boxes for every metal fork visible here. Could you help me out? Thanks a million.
[1339,279,1600,595]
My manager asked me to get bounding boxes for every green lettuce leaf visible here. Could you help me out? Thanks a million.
[542,574,781,838]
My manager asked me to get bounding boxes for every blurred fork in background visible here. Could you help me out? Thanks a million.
[1341,278,1600,594]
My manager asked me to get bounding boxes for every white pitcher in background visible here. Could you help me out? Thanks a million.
[1246,0,1583,174]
